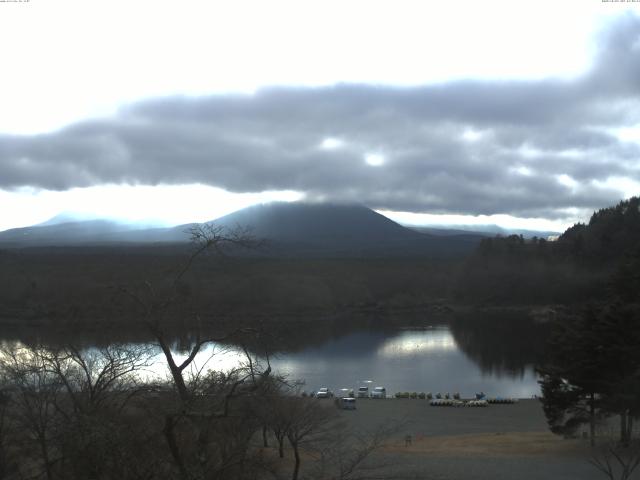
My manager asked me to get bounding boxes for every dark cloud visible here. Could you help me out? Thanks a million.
[1,15,640,219]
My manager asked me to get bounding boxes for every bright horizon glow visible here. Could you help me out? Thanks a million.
[0,185,304,232]
[0,184,595,233]
[379,209,583,233]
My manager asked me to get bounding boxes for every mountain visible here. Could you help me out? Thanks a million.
[0,202,483,257]
[0,219,139,246]
[209,202,418,243]
[186,202,484,256]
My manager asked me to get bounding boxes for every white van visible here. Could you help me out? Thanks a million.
[371,386,387,399]
[357,386,369,398]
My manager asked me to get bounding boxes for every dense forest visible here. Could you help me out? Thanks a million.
[455,197,640,305]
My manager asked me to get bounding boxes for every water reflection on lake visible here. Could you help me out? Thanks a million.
[378,328,457,356]
[267,326,540,398]
[1,317,544,399]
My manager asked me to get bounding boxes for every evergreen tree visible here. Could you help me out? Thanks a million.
[538,302,640,446]
[537,307,608,445]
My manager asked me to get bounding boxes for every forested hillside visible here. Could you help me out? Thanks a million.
[454,197,640,305]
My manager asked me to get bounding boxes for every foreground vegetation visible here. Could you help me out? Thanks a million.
[0,341,403,480]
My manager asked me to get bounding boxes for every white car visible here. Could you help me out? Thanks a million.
[357,386,369,398]
[371,386,387,399]
[316,387,334,398]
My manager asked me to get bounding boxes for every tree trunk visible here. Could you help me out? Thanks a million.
[158,341,189,402]
[262,424,269,447]
[620,410,633,447]
[291,442,300,480]
[621,411,629,446]
[278,437,284,458]
[589,392,596,447]
[39,436,54,480]
[163,414,190,480]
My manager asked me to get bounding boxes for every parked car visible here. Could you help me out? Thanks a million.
[316,387,334,398]
[357,386,369,398]
[339,388,354,398]
[337,397,356,410]
[371,386,387,399]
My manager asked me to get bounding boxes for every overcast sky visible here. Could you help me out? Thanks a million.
[1,0,640,232]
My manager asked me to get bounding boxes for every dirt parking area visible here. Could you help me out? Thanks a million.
[339,398,550,437]
[332,399,607,480]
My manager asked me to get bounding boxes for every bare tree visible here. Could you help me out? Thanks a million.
[42,344,153,415]
[0,385,12,478]
[114,223,277,480]
[264,393,405,480]
[590,439,640,480]
[283,398,337,480]
[268,397,290,459]
[120,223,261,403]
[0,345,63,480]
[309,421,404,480]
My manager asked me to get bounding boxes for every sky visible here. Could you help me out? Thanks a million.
[1,0,640,232]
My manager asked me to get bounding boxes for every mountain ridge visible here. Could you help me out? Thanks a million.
[0,202,490,257]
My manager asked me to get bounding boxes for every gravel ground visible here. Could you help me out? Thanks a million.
[339,398,549,437]
[329,398,613,480]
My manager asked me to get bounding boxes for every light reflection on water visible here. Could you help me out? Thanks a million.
[377,328,457,358]
[2,326,541,398]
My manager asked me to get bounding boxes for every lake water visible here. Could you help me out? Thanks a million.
[1,311,546,398]
[153,324,541,398]
[270,326,539,398]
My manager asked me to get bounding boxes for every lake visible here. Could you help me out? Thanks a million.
[0,311,547,398]
[152,322,543,398]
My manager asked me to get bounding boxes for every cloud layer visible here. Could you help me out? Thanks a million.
[1,15,639,219]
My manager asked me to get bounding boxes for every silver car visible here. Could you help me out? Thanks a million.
[316,387,334,398]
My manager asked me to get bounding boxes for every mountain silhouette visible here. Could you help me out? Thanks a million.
[0,202,482,257]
